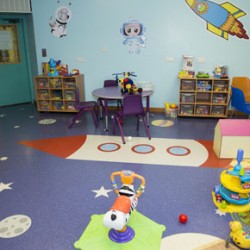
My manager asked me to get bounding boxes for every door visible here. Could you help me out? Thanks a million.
[0,16,31,106]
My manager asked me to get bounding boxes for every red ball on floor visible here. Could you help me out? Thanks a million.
[179,214,188,224]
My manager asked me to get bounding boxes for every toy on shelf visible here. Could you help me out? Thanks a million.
[212,149,250,213]
[178,70,194,78]
[48,58,61,76]
[103,170,145,243]
[196,71,210,78]
[70,69,80,75]
[213,65,228,79]
[197,80,212,91]
[113,72,141,94]
[59,64,68,75]
[230,221,250,249]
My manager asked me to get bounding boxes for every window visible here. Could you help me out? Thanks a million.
[0,24,20,63]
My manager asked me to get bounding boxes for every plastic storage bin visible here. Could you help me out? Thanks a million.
[180,104,194,115]
[196,105,210,115]
[180,79,195,90]
[196,92,211,103]
[212,93,227,104]
[180,93,195,103]
[211,106,226,115]
[165,107,178,118]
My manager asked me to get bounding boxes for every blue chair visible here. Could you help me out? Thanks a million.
[231,86,250,118]
[112,94,151,144]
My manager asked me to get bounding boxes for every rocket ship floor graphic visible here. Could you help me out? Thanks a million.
[19,135,232,168]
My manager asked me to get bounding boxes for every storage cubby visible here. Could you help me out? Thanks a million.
[178,77,230,118]
[34,74,84,112]
[180,104,194,115]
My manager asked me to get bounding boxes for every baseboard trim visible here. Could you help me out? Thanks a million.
[108,106,164,113]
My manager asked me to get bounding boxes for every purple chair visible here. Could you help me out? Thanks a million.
[112,94,151,144]
[98,80,122,118]
[69,88,98,128]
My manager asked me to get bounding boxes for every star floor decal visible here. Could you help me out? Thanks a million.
[92,186,112,198]
[0,182,13,192]
[215,209,227,216]
[0,157,8,161]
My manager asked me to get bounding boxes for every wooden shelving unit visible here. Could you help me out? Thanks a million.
[34,74,84,112]
[178,77,230,118]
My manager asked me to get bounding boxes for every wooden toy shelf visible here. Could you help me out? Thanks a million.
[34,74,84,112]
[178,77,230,118]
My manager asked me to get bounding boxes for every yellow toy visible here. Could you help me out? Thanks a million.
[178,70,193,78]
[164,102,170,109]
[212,149,250,213]
[230,221,250,249]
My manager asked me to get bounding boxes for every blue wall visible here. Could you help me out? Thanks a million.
[31,0,250,108]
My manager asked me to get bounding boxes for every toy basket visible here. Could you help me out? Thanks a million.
[165,107,178,118]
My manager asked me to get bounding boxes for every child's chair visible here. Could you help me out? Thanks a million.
[98,80,122,118]
[68,88,98,128]
[232,77,250,102]
[112,94,151,144]
[231,86,250,118]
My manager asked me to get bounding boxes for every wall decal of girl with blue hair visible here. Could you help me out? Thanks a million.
[120,19,146,54]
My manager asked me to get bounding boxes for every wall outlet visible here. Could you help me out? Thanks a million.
[77,57,84,63]
[166,57,175,63]
[101,48,108,53]
[42,48,47,57]
[197,57,205,63]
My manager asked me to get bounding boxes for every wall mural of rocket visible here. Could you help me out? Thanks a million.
[185,0,249,40]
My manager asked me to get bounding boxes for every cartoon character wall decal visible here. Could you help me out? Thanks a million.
[49,5,72,38]
[186,0,249,40]
[121,19,146,54]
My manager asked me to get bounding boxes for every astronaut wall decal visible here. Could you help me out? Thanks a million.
[120,19,146,54]
[49,5,72,38]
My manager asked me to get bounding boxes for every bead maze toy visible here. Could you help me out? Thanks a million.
[212,149,250,248]
[212,149,250,213]
[74,170,166,250]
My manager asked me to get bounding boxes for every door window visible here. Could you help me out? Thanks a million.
[0,24,20,63]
